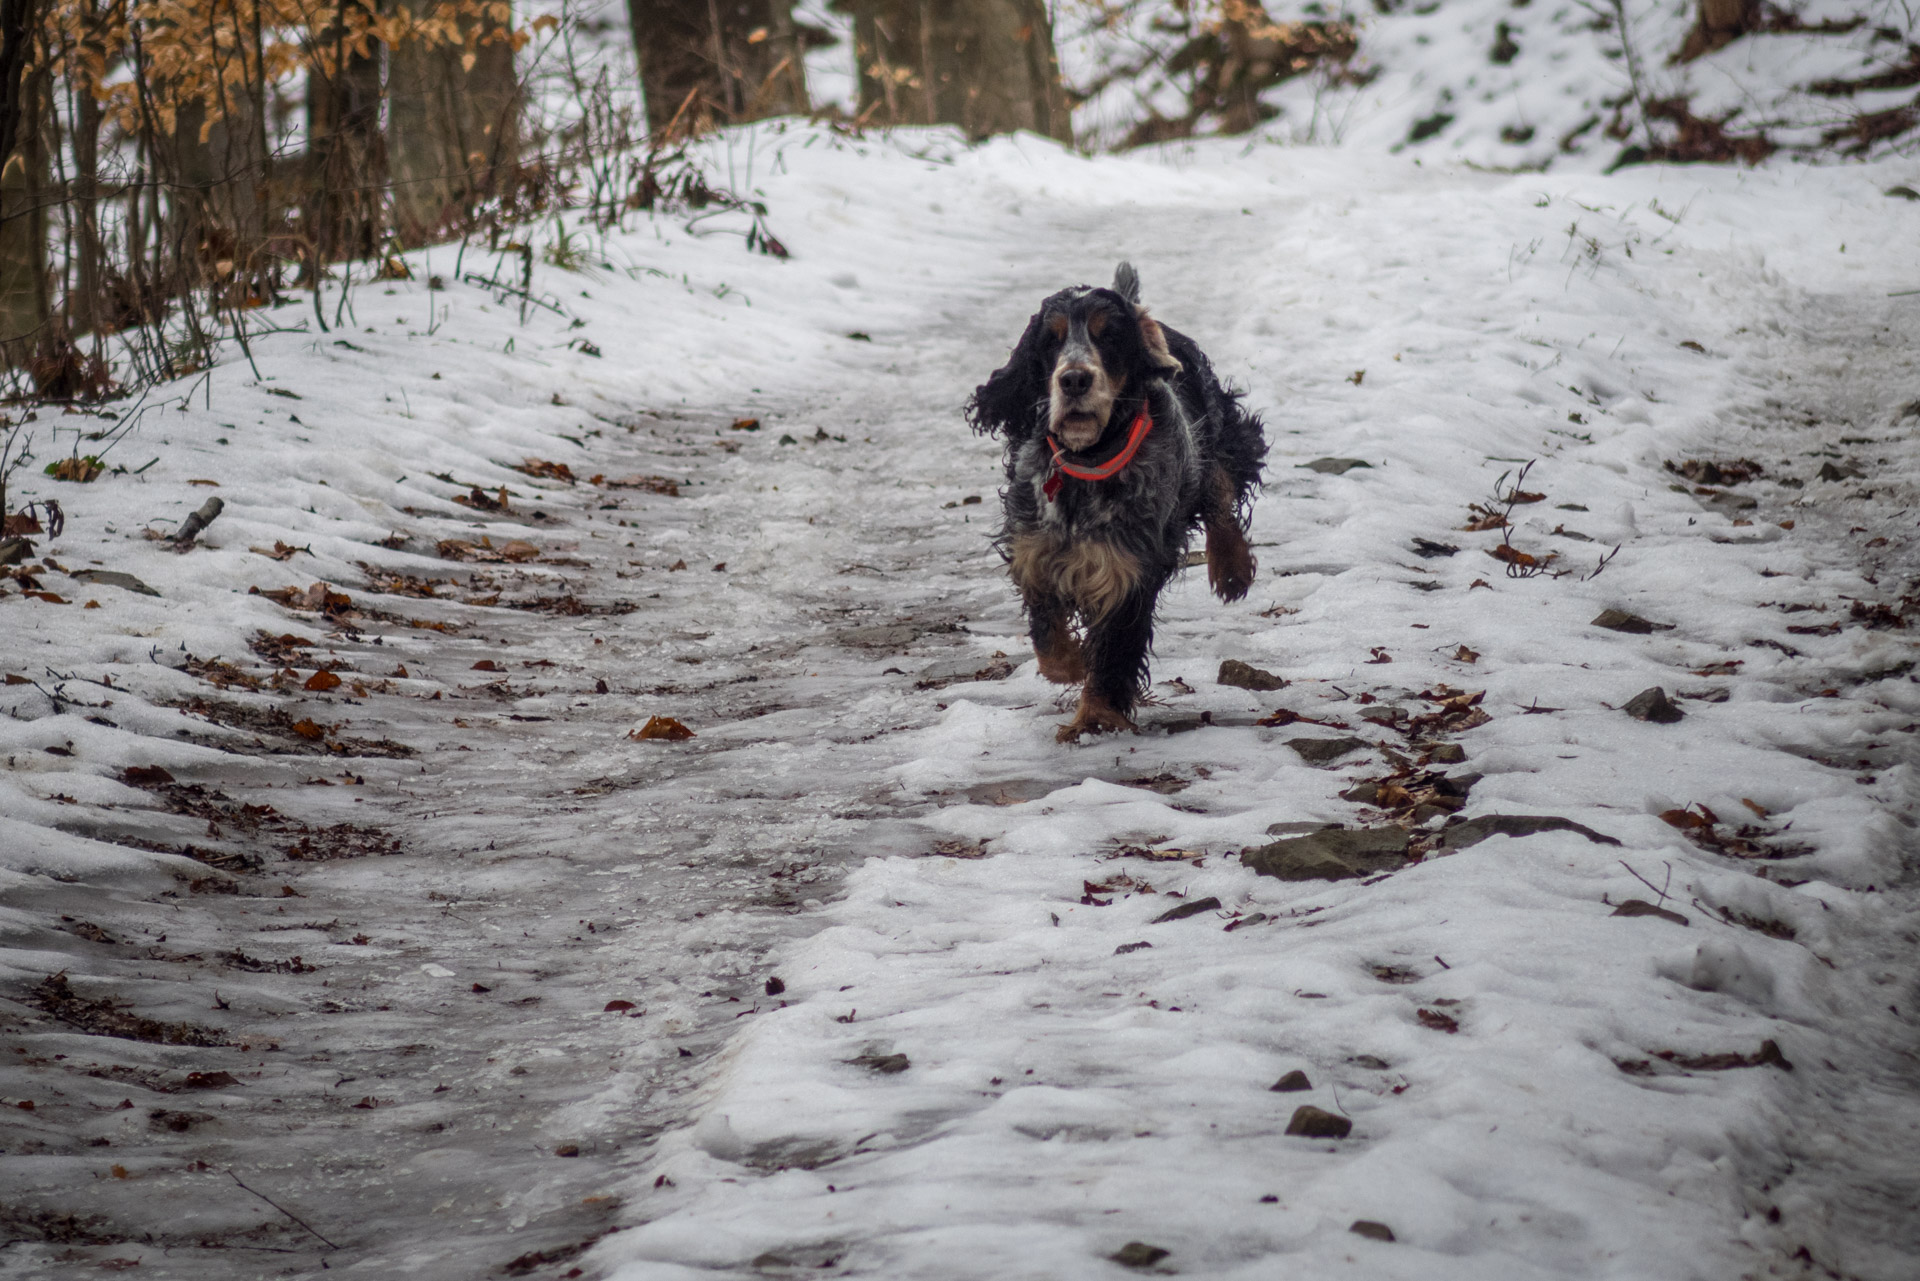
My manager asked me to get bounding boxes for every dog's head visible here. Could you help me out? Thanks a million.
[966,262,1182,449]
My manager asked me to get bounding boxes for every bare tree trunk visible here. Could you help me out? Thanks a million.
[0,5,47,369]
[388,1,521,247]
[842,0,1070,142]
[1676,0,1756,61]
[627,0,812,136]
[307,2,385,266]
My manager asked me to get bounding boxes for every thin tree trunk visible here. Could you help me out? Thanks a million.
[627,0,811,135]
[0,5,48,367]
[844,0,1070,142]
[388,0,521,248]
[307,1,385,266]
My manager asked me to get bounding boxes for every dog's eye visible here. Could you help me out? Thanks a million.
[1046,314,1068,342]
[1088,310,1108,338]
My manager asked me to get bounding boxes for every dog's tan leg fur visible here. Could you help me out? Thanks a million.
[1057,687,1138,743]
[1204,467,1255,602]
[1032,606,1086,685]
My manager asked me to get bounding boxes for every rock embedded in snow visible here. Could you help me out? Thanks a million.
[1241,828,1410,882]
[1285,1105,1352,1139]
[1438,814,1621,850]
[1296,457,1372,475]
[1218,659,1287,690]
[1286,736,1369,764]
[846,1053,910,1074]
[1110,1242,1170,1269]
[1349,1220,1396,1242]
[1623,686,1685,723]
[1269,1070,1312,1093]
[1151,896,1222,923]
[1612,899,1690,926]
[1592,609,1674,634]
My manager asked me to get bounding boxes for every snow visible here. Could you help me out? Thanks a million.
[3,119,1919,1278]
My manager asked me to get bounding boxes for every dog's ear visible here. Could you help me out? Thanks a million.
[1112,261,1141,305]
[966,309,1049,440]
[1135,309,1183,377]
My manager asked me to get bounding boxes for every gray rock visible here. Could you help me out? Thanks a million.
[70,569,161,597]
[1439,814,1621,850]
[1218,659,1287,690]
[1111,1242,1170,1269]
[1624,686,1685,723]
[1704,490,1757,511]
[845,1053,909,1074]
[914,654,1013,690]
[1347,1054,1391,1069]
[1349,1221,1395,1242]
[1269,1070,1312,1092]
[1285,1105,1351,1138]
[1592,609,1673,634]
[0,536,34,567]
[1286,736,1369,764]
[1339,781,1381,804]
[1297,457,1372,475]
[1151,896,1221,924]
[1264,820,1341,836]
[1425,743,1467,764]
[1612,899,1689,926]
[1816,461,1865,482]
[1241,828,1410,882]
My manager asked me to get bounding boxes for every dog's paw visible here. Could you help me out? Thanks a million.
[1207,524,1257,603]
[1056,691,1138,743]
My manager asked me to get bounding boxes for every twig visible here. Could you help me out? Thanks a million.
[1618,859,1674,908]
[225,1170,339,1250]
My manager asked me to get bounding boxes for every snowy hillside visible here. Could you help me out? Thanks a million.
[1062,0,1920,165]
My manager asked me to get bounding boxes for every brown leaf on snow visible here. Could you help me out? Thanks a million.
[290,719,327,740]
[3,512,41,536]
[1658,806,1714,830]
[472,660,501,672]
[251,541,307,560]
[1452,646,1479,663]
[631,716,695,741]
[604,1000,637,1012]
[1417,1008,1460,1034]
[1365,647,1393,664]
[303,670,343,692]
[1507,490,1546,504]
[598,474,681,496]
[1460,513,1506,532]
[730,417,761,432]
[514,458,577,483]
[24,590,66,604]
[453,486,512,512]
[1486,544,1538,568]
[1741,797,1770,818]
[499,540,541,563]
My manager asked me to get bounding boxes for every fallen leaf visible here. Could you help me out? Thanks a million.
[1741,797,1769,818]
[731,417,760,431]
[1365,647,1393,664]
[24,590,67,604]
[515,458,577,483]
[1507,490,1546,504]
[122,766,176,786]
[290,719,326,740]
[1487,545,1537,567]
[1658,807,1713,831]
[603,999,637,1012]
[499,540,540,562]
[3,674,29,685]
[1452,645,1479,663]
[1417,1008,1460,1033]
[472,660,502,672]
[631,716,695,741]
[188,478,221,487]
[1469,579,1492,590]
[304,670,342,691]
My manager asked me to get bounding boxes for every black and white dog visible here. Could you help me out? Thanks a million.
[966,263,1267,741]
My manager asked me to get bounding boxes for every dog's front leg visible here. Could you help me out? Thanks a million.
[1027,595,1086,685]
[1057,589,1157,743]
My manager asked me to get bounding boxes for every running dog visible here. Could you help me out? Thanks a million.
[965,263,1267,741]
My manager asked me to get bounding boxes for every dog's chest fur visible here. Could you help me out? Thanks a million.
[1004,390,1204,555]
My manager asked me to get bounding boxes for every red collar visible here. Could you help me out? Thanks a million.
[1044,406,1153,500]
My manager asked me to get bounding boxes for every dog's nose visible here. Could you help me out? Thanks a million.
[1058,368,1093,398]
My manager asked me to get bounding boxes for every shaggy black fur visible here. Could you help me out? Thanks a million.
[965,263,1267,740]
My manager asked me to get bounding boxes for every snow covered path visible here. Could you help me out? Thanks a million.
[3,131,1918,1279]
